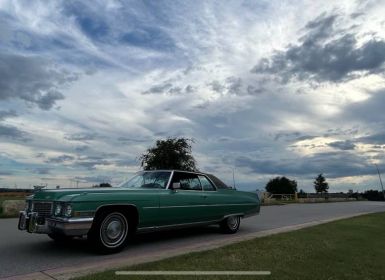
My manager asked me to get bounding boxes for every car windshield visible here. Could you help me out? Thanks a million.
[117,171,171,189]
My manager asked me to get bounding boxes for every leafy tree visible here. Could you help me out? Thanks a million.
[265,176,298,194]
[314,174,329,193]
[347,189,354,197]
[92,183,112,188]
[139,137,197,171]
[298,189,307,198]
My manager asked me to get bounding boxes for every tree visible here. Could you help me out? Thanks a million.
[347,189,354,197]
[92,183,112,188]
[265,176,298,194]
[298,189,307,198]
[139,137,197,171]
[314,174,329,193]
[363,190,384,201]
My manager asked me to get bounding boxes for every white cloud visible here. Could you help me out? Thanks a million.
[1,0,385,191]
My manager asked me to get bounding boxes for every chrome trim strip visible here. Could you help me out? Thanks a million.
[164,172,218,191]
[170,189,203,192]
[18,211,27,230]
[201,175,218,191]
[143,203,257,209]
[137,219,221,232]
[137,213,245,232]
[46,218,93,236]
[94,203,140,229]
[165,170,174,190]
[223,213,244,219]
[95,203,138,213]
[31,201,53,216]
[47,217,94,223]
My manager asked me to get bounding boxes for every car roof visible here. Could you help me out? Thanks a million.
[140,169,204,174]
[140,170,232,189]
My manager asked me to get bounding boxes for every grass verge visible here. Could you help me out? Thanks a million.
[75,212,385,280]
[0,195,26,218]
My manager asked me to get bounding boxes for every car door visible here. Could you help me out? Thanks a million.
[158,171,207,226]
[198,174,227,221]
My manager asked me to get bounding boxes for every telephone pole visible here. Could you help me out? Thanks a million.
[375,164,385,199]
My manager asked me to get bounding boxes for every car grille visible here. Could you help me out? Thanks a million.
[32,202,53,218]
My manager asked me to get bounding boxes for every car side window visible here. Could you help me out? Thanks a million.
[172,172,202,191]
[119,171,171,189]
[154,172,171,189]
[198,175,216,191]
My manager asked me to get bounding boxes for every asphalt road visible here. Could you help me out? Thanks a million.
[1,201,385,279]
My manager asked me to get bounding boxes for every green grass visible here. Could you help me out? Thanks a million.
[75,212,385,280]
[262,199,360,206]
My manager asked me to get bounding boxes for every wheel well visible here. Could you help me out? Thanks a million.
[94,205,139,231]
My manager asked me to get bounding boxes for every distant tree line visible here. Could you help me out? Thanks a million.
[0,188,33,193]
[92,183,112,188]
[264,174,384,201]
[362,190,385,201]
[265,174,328,194]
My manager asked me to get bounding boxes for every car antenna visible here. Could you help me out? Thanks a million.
[232,168,236,189]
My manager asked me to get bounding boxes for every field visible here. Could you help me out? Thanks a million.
[0,192,28,218]
[0,192,28,200]
[75,212,385,280]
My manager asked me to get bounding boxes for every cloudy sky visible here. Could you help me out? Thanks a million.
[1,0,385,192]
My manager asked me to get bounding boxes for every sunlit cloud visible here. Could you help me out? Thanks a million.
[1,0,385,192]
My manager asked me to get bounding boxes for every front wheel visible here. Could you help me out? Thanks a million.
[88,211,129,253]
[220,216,241,234]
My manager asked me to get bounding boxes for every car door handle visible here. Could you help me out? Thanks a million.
[201,195,207,198]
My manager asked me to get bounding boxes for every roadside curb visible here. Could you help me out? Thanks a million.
[1,211,376,280]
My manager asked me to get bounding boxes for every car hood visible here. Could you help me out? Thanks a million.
[30,187,141,201]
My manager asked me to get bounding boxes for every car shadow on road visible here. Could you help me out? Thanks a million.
[16,225,224,257]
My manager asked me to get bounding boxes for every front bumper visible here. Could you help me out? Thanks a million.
[18,211,94,236]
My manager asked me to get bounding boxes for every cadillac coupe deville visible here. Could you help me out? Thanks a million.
[18,170,260,253]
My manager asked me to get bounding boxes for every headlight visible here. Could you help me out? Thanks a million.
[64,204,72,217]
[54,204,62,216]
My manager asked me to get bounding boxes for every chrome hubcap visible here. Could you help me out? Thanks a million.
[227,216,239,230]
[106,221,122,239]
[100,213,128,248]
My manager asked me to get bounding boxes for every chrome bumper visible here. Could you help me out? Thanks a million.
[18,211,94,236]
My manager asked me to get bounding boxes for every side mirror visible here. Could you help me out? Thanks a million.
[172,182,181,190]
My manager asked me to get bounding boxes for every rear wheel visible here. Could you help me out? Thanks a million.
[88,211,129,253]
[220,216,241,234]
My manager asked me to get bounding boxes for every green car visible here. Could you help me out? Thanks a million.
[18,170,260,253]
